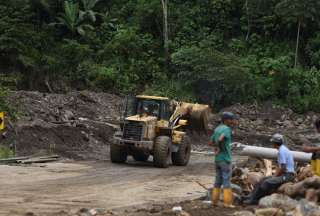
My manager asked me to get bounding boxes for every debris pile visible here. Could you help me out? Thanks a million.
[232,156,320,216]
[3,91,121,159]
[217,103,319,149]
[231,158,271,195]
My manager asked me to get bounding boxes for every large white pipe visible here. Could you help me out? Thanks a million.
[232,143,312,163]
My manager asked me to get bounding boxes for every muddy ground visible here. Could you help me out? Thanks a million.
[0,154,220,216]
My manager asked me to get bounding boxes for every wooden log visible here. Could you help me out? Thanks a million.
[0,156,30,164]
[278,176,320,198]
[19,158,58,164]
[263,159,273,176]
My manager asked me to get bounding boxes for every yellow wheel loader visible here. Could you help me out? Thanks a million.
[112,95,210,168]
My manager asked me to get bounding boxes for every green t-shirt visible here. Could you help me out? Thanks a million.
[210,124,232,163]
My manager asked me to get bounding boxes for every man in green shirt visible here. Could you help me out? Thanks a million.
[209,112,237,208]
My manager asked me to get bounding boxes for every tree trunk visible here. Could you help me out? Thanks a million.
[161,0,169,64]
[294,20,301,68]
[245,0,250,41]
[44,74,53,93]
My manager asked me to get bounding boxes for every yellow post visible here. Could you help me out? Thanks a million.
[0,112,4,130]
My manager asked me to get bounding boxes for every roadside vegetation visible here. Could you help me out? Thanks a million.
[0,0,320,112]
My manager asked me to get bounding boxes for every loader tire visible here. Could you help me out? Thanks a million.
[110,143,127,163]
[153,136,172,168]
[132,151,150,162]
[172,135,191,166]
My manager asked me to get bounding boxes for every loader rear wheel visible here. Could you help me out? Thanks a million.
[110,143,127,163]
[153,136,172,168]
[132,151,150,162]
[172,135,191,166]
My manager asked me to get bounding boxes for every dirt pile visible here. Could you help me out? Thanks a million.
[217,103,319,149]
[3,92,319,158]
[5,91,121,159]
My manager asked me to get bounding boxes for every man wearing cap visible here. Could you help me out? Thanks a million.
[243,133,295,205]
[209,111,237,208]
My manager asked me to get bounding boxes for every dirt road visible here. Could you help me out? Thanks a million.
[0,154,214,216]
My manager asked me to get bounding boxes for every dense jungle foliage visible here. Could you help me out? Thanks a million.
[1,0,320,112]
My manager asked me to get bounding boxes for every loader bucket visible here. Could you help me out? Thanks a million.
[172,102,211,133]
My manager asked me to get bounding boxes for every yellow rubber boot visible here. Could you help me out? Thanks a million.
[211,188,220,206]
[311,159,317,174]
[316,159,320,176]
[223,188,235,208]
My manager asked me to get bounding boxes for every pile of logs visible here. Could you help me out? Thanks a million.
[232,157,320,203]
[232,157,273,195]
[279,171,320,203]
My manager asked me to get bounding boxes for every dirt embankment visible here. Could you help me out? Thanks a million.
[226,103,319,149]
[2,92,319,159]
[4,91,121,159]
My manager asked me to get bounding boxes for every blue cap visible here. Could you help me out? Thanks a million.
[221,112,237,120]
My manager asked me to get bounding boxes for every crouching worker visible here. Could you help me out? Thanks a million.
[209,112,237,208]
[243,133,295,205]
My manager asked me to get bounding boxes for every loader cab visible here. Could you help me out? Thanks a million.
[121,95,171,121]
[136,95,171,120]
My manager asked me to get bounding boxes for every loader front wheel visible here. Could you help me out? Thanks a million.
[110,143,127,163]
[172,135,191,166]
[153,136,172,168]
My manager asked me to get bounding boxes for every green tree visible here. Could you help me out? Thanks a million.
[80,0,100,22]
[275,0,320,68]
[54,0,93,37]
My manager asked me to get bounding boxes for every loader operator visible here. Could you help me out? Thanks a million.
[209,112,237,208]
[302,118,320,176]
[243,133,295,205]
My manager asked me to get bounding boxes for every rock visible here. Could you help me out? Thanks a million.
[172,206,182,214]
[276,120,283,126]
[255,119,264,126]
[77,208,93,216]
[233,211,255,216]
[296,118,304,124]
[298,124,307,130]
[297,166,313,181]
[180,211,191,216]
[305,188,320,203]
[259,194,298,212]
[62,110,74,121]
[283,120,294,128]
[255,208,284,216]
[278,182,294,194]
[292,199,320,216]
